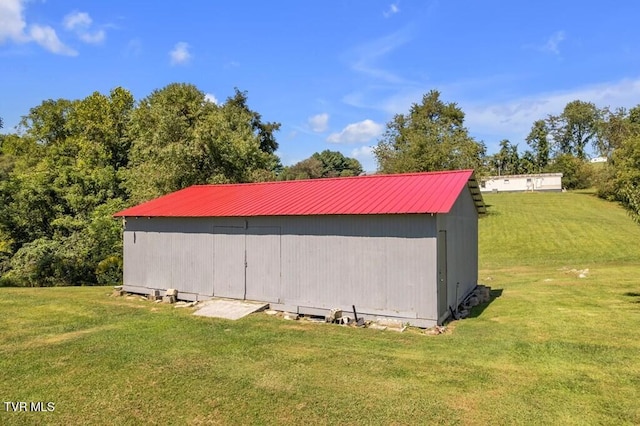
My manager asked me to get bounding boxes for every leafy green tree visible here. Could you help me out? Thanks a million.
[595,106,638,159]
[123,84,281,204]
[68,88,134,170]
[519,150,537,174]
[602,106,640,221]
[548,100,601,159]
[0,89,135,286]
[18,99,75,146]
[279,157,324,180]
[279,150,363,180]
[525,119,550,171]
[122,83,207,203]
[544,154,592,190]
[492,139,520,175]
[197,89,282,184]
[311,150,363,177]
[374,90,486,173]
[224,89,280,155]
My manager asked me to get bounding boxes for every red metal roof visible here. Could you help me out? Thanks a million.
[114,170,485,217]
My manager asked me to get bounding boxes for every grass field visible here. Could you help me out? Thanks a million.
[2,191,640,425]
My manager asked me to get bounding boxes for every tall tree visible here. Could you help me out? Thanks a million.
[123,83,281,204]
[596,106,634,158]
[525,119,550,170]
[224,89,280,155]
[548,100,601,159]
[491,139,520,175]
[18,99,74,146]
[374,90,485,173]
[1,89,135,286]
[601,104,640,222]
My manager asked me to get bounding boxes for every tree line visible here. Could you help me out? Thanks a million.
[1,84,639,286]
[0,83,368,286]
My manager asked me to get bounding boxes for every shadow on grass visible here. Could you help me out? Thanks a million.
[623,291,640,303]
[482,204,501,217]
[467,289,503,319]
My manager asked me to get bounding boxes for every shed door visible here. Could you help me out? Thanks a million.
[212,225,281,302]
[437,230,448,319]
[213,226,245,299]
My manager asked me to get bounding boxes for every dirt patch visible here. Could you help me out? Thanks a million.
[23,324,119,349]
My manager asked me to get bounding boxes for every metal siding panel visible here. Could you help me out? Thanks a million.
[213,226,245,299]
[437,230,448,319]
[444,187,479,308]
[122,228,140,287]
[122,218,215,295]
[246,226,281,303]
[145,231,172,289]
[279,215,437,322]
[169,230,214,296]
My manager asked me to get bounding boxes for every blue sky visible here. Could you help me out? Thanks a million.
[1,1,639,171]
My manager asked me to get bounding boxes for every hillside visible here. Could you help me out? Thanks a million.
[479,191,640,268]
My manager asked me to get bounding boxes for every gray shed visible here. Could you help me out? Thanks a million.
[114,169,485,327]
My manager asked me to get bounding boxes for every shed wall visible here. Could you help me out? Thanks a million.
[437,186,479,322]
[122,214,439,325]
[123,218,215,298]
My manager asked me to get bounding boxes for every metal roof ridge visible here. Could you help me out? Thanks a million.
[188,169,474,189]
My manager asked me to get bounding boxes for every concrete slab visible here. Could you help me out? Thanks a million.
[193,299,269,320]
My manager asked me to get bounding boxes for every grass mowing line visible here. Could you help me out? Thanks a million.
[1,190,640,424]
[480,191,640,268]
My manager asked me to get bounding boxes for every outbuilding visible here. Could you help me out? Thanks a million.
[480,173,563,193]
[114,169,485,327]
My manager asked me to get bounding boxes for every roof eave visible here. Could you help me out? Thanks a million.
[467,173,487,215]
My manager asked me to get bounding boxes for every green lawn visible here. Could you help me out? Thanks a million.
[2,191,640,425]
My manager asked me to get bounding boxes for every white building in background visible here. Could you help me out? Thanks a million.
[480,173,563,193]
[590,156,607,163]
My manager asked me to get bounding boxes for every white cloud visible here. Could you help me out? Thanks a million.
[327,119,383,144]
[0,0,27,43]
[383,3,400,18]
[308,113,329,132]
[543,31,565,55]
[78,30,104,44]
[63,11,105,44]
[350,146,377,172]
[350,28,414,84]
[170,42,191,65]
[29,24,77,56]
[524,30,565,56]
[204,93,218,104]
[351,145,374,159]
[63,11,91,30]
[0,0,76,55]
[463,77,640,146]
